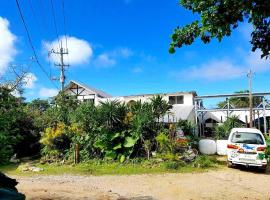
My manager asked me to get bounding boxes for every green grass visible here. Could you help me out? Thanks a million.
[0,156,224,176]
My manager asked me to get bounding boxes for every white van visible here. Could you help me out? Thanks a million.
[227,128,268,171]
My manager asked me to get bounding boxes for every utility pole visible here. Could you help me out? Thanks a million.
[49,42,69,91]
[247,70,253,127]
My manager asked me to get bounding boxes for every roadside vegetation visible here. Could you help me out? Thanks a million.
[0,86,214,175]
[0,86,269,175]
[0,155,223,176]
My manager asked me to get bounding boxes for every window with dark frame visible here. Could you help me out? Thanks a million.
[176,96,184,104]
[169,95,184,104]
[168,96,176,104]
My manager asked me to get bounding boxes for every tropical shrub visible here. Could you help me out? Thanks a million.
[215,115,243,139]
[265,136,270,160]
[94,130,139,162]
[177,119,195,135]
[163,160,186,170]
[155,131,172,153]
[193,156,218,168]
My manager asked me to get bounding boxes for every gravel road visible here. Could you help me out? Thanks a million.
[15,167,270,200]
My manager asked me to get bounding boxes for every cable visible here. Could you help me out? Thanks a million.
[60,0,70,67]
[50,0,61,49]
[15,0,59,90]
[61,0,68,49]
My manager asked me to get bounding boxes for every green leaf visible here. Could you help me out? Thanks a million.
[266,139,270,147]
[110,132,120,141]
[93,140,106,149]
[113,143,122,150]
[105,150,117,160]
[120,154,125,163]
[169,46,175,54]
[123,137,138,148]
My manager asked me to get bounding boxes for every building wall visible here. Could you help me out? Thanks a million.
[119,93,195,106]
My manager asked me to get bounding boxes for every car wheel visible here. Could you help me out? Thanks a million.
[227,161,234,168]
[259,166,267,173]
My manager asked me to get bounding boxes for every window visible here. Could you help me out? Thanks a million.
[83,99,94,104]
[169,95,184,104]
[231,132,264,145]
[176,96,184,104]
[168,96,176,104]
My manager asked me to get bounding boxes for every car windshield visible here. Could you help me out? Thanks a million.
[231,132,264,144]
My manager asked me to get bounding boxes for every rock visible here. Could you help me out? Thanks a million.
[18,164,44,172]
[29,166,43,172]
[181,149,198,162]
[10,154,20,163]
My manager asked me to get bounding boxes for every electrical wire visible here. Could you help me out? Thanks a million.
[49,0,61,49]
[61,0,68,49]
[15,0,59,90]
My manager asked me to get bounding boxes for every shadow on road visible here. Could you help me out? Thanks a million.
[233,165,270,175]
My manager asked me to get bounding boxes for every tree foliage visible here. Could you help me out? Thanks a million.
[217,90,262,108]
[38,95,174,162]
[215,115,243,139]
[169,0,270,58]
[0,87,42,163]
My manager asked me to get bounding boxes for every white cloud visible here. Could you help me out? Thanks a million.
[110,47,133,58]
[247,50,269,72]
[0,17,17,75]
[131,67,143,73]
[173,50,270,81]
[43,36,93,65]
[94,53,116,68]
[139,53,156,62]
[176,60,244,81]
[23,73,37,89]
[39,87,58,98]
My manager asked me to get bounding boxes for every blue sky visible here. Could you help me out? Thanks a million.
[0,0,269,106]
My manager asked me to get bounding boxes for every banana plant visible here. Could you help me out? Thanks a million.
[94,130,139,162]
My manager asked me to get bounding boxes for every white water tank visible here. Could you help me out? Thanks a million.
[199,139,217,155]
[216,140,228,155]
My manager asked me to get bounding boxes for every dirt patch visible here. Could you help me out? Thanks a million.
[14,167,270,200]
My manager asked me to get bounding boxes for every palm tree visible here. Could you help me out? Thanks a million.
[98,100,126,131]
[150,95,172,122]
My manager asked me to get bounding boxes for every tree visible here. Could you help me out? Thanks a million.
[215,115,243,139]
[150,95,172,122]
[98,100,127,131]
[28,99,50,112]
[217,90,262,108]
[169,0,270,58]
[0,87,27,162]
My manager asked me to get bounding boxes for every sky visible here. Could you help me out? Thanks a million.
[0,0,269,107]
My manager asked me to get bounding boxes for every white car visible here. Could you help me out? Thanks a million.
[227,128,268,171]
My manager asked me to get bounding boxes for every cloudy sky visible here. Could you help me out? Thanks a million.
[0,0,269,103]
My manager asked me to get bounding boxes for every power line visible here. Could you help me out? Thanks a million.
[61,0,68,49]
[15,0,59,90]
[50,0,61,49]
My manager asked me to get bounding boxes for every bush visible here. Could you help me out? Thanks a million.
[265,136,270,160]
[215,115,243,139]
[163,160,186,170]
[177,119,195,135]
[155,131,172,153]
[193,155,218,168]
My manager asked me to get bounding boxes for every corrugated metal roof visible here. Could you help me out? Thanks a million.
[163,105,195,122]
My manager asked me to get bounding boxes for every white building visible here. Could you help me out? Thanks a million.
[63,80,270,134]
[63,80,197,122]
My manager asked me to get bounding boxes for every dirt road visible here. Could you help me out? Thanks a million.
[15,167,270,200]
